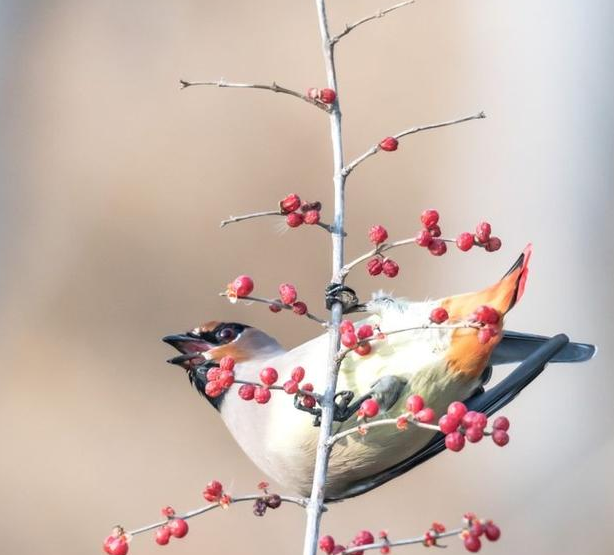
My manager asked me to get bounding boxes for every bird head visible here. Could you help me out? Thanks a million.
[163,321,282,407]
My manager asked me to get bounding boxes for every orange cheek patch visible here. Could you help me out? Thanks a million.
[208,344,250,363]
[445,327,502,379]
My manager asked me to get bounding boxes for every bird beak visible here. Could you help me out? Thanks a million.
[163,334,215,368]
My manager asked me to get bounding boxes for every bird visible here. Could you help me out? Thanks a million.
[163,245,595,500]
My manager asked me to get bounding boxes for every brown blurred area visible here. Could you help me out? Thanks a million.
[0,1,612,554]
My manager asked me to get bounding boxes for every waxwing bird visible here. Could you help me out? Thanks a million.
[164,246,595,500]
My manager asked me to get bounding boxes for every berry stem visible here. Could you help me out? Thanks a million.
[342,112,486,177]
[340,528,462,554]
[330,1,415,45]
[234,379,324,403]
[126,494,310,537]
[219,292,329,326]
[179,79,332,112]
[220,210,338,234]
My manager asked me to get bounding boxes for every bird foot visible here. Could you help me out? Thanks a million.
[325,283,362,313]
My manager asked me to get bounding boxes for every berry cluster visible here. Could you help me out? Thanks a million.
[428,304,502,345]
[203,356,236,398]
[307,87,337,105]
[319,529,377,555]
[153,506,189,547]
[461,513,501,552]
[269,282,310,316]
[237,365,316,408]
[415,209,447,256]
[340,320,376,357]
[252,481,283,516]
[279,193,323,228]
[423,522,447,548]
[365,225,400,278]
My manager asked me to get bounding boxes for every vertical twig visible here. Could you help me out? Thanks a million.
[303,2,346,555]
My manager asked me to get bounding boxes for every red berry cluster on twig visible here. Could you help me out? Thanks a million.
[428,304,501,345]
[340,320,375,357]
[365,225,400,278]
[269,282,310,316]
[203,356,236,398]
[461,513,501,552]
[252,481,283,516]
[415,209,447,256]
[279,193,323,228]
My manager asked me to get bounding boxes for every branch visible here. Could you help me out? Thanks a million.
[234,378,324,404]
[219,292,329,327]
[342,111,486,176]
[331,1,415,44]
[126,494,309,537]
[341,529,461,554]
[220,209,338,234]
[179,79,331,112]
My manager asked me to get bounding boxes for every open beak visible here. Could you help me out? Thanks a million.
[163,333,215,369]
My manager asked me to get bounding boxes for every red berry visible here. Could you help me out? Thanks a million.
[428,224,442,237]
[382,259,399,277]
[456,232,474,251]
[445,431,465,452]
[319,88,337,103]
[475,221,492,243]
[485,236,502,252]
[232,275,254,297]
[470,522,485,537]
[279,283,298,305]
[269,302,282,313]
[492,429,509,446]
[203,480,223,501]
[447,401,468,420]
[353,530,375,554]
[291,366,305,382]
[474,305,500,325]
[206,367,221,382]
[319,535,335,554]
[379,137,399,151]
[465,425,484,443]
[462,411,487,429]
[286,212,304,227]
[464,534,481,552]
[493,416,510,431]
[219,356,235,372]
[477,326,497,344]
[421,209,440,229]
[367,258,383,276]
[218,369,235,389]
[355,343,372,356]
[341,331,358,348]
[283,380,299,394]
[484,523,501,541]
[260,367,278,386]
[301,201,322,212]
[438,414,460,434]
[280,193,301,214]
[405,394,424,413]
[340,320,355,334]
[416,229,433,247]
[359,399,380,418]
[205,380,224,398]
[302,395,316,409]
[357,324,374,339]
[168,519,189,539]
[155,526,171,546]
[104,537,129,555]
[161,506,175,517]
[368,225,389,245]
[415,407,435,424]
[292,301,308,315]
[332,547,345,555]
[304,209,321,225]
[428,238,447,256]
[238,383,255,400]
[429,307,449,324]
[307,88,319,100]
[254,386,271,404]
[396,416,409,430]
[302,383,314,392]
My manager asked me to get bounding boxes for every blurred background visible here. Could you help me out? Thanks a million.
[0,1,612,554]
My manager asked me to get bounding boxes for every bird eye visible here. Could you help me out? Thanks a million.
[217,327,237,342]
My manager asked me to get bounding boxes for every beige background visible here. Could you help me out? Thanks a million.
[0,1,612,554]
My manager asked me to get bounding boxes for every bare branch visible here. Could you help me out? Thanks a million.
[340,529,462,554]
[179,79,331,112]
[331,1,415,44]
[343,111,486,176]
[220,292,329,327]
[220,209,338,234]
[126,494,309,537]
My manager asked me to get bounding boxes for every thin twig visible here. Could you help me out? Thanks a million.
[127,494,309,536]
[220,293,329,327]
[179,79,331,112]
[341,529,462,554]
[220,210,337,234]
[342,111,486,176]
[331,1,415,44]
[234,379,324,404]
